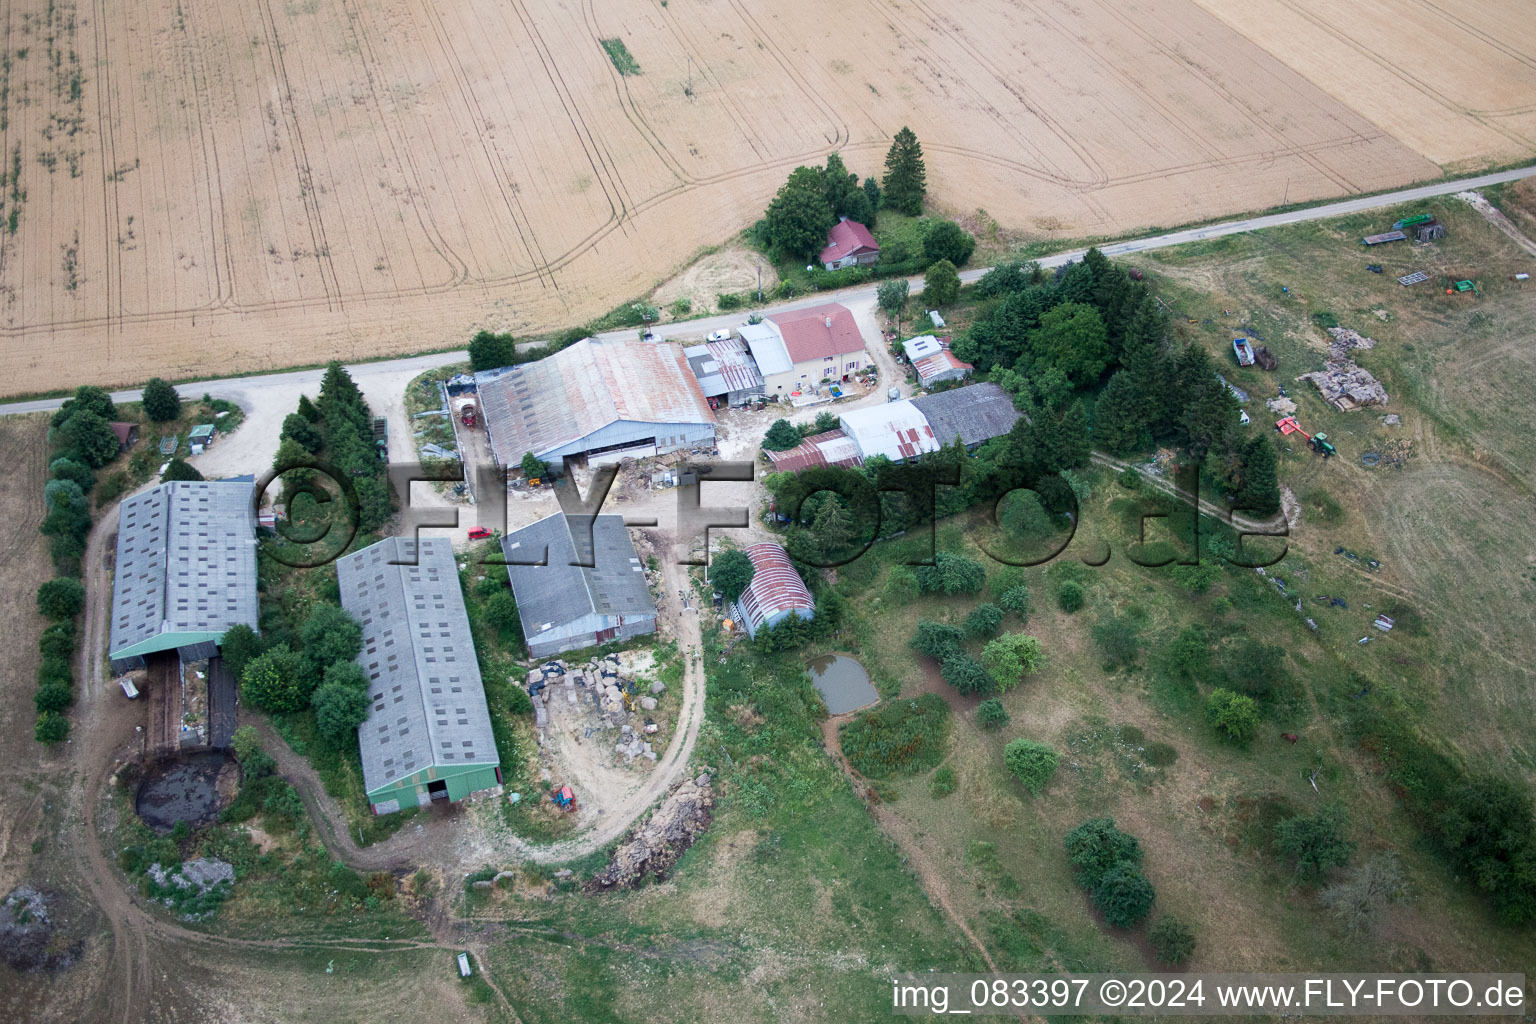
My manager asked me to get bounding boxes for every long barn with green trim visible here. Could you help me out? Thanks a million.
[338,537,502,814]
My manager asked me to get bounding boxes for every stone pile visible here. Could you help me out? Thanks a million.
[523,655,664,764]
[587,774,714,890]
[1298,327,1389,411]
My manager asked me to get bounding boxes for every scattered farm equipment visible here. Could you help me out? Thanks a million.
[552,786,577,813]
[1275,416,1335,458]
[1392,213,1433,230]
[371,417,388,460]
[1232,337,1256,367]
[457,400,478,428]
[1447,279,1480,296]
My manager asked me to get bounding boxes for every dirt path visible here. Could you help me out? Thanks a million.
[1089,452,1286,537]
[818,718,1003,974]
[504,539,708,863]
[1457,190,1536,257]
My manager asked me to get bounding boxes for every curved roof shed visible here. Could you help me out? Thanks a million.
[731,543,814,638]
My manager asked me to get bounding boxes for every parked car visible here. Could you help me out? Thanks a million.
[706,329,732,343]
[467,527,492,540]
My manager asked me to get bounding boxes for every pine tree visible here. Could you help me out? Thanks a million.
[296,393,321,423]
[1235,435,1281,516]
[1093,370,1150,455]
[862,176,881,214]
[881,126,927,216]
[821,152,860,219]
[812,495,854,559]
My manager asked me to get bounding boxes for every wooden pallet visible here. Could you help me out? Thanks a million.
[1397,271,1429,286]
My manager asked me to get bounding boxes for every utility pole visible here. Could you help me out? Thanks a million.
[1283,176,1290,205]
[756,261,762,302]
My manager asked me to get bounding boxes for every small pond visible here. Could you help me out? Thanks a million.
[806,654,879,714]
[134,752,240,834]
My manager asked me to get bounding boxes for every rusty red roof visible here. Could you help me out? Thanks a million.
[732,543,814,636]
[764,428,864,474]
[819,218,879,265]
[767,303,865,363]
[913,349,973,384]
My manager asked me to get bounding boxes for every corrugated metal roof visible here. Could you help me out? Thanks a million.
[739,322,792,377]
[338,537,499,797]
[731,543,814,637]
[839,402,940,462]
[707,338,764,393]
[109,480,258,661]
[913,349,973,385]
[767,303,865,363]
[911,383,1021,446]
[764,428,864,474]
[503,513,656,639]
[477,338,714,463]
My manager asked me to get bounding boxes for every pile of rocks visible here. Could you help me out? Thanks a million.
[587,774,714,890]
[0,885,82,973]
[1298,327,1389,411]
[524,655,667,764]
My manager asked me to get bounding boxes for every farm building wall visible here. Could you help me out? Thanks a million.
[525,611,657,658]
[538,418,715,464]
[368,763,502,815]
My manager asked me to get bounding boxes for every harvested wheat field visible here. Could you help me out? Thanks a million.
[0,0,1526,395]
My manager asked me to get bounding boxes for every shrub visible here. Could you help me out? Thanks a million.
[312,680,371,746]
[36,577,85,619]
[1167,625,1209,678]
[505,686,534,716]
[1064,817,1143,888]
[1205,688,1259,743]
[914,552,985,595]
[1094,863,1156,928]
[910,620,965,663]
[976,698,1009,730]
[219,624,263,681]
[34,682,73,714]
[1056,579,1085,613]
[1091,613,1142,669]
[34,712,69,744]
[240,644,308,714]
[468,330,516,371]
[1143,741,1179,767]
[141,377,182,422]
[940,655,992,696]
[1149,915,1196,964]
[668,297,692,317]
[710,548,755,603]
[299,603,364,673]
[996,586,1032,623]
[1118,467,1141,490]
[39,622,75,660]
[980,633,1043,692]
[965,603,1003,637]
[160,457,202,483]
[929,766,957,799]
[1320,856,1407,935]
[839,694,950,778]
[483,591,522,643]
[59,410,122,468]
[763,419,802,451]
[37,656,72,687]
[715,291,744,311]
[1274,805,1355,881]
[922,219,976,267]
[1436,774,1536,923]
[1169,562,1221,593]
[884,565,919,601]
[49,457,94,490]
[1004,739,1059,795]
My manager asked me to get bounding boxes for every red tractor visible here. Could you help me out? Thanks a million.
[552,786,577,813]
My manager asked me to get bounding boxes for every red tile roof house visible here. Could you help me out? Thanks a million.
[819,217,879,271]
[757,302,870,395]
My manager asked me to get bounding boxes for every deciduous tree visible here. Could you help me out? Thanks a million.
[923,259,960,307]
[710,548,756,603]
[141,377,182,422]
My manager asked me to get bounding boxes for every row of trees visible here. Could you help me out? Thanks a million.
[274,362,391,532]
[225,599,373,746]
[759,127,929,263]
[956,248,1280,516]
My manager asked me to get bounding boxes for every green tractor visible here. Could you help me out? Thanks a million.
[1309,432,1337,458]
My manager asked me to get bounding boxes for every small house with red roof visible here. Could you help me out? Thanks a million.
[819,217,879,271]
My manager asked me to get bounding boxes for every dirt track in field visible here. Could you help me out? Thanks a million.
[2,0,1516,395]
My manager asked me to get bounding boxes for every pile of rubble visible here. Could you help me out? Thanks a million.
[1297,327,1389,411]
[526,653,667,764]
[0,885,82,973]
[587,774,714,890]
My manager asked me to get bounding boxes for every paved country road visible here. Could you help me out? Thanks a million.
[2,162,1533,419]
